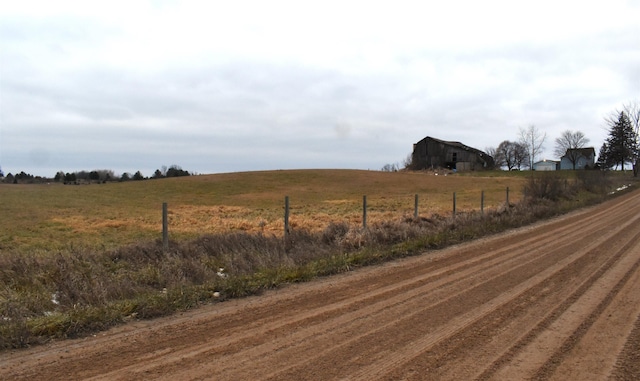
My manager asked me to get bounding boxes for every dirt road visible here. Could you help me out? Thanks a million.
[2,189,640,380]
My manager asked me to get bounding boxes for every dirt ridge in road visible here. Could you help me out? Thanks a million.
[534,234,640,379]
[348,209,640,381]
[2,189,640,380]
[478,224,640,380]
[548,245,640,381]
[611,316,640,379]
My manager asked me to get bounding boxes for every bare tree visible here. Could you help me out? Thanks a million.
[484,147,499,169]
[381,163,399,172]
[495,141,513,170]
[519,125,546,169]
[554,130,590,170]
[513,142,530,170]
[403,153,417,170]
[623,101,640,176]
[496,140,529,170]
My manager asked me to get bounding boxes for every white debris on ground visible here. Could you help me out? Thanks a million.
[609,184,631,195]
[213,268,227,298]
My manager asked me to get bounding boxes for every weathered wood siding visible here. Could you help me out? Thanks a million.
[412,137,492,171]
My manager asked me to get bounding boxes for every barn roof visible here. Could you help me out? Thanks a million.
[417,136,487,156]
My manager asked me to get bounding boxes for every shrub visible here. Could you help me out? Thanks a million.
[576,171,612,194]
[522,174,573,201]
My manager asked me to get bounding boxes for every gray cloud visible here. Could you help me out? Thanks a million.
[1,1,638,177]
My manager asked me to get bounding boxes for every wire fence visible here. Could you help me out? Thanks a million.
[161,187,512,251]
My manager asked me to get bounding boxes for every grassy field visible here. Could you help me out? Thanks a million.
[0,169,525,253]
[1,169,635,348]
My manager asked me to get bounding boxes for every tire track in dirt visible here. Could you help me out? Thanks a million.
[328,215,640,381]
[194,247,574,380]
[611,314,640,380]
[548,244,640,381]
[385,213,640,381]
[480,228,640,380]
[483,192,640,380]
[532,235,640,380]
[2,189,640,380]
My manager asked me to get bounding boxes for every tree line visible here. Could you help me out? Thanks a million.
[1,165,192,184]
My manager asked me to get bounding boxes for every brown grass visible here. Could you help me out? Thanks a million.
[0,169,524,253]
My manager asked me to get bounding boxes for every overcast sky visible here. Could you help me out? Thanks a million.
[1,0,638,177]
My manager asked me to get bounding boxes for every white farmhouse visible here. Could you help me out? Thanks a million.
[560,148,595,170]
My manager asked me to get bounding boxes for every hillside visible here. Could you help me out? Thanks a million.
[0,169,524,253]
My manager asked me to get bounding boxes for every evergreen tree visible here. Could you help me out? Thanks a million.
[605,111,637,170]
[596,142,614,169]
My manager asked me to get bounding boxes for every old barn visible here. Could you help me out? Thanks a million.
[412,136,494,171]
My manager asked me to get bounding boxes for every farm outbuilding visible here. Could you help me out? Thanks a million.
[533,160,558,171]
[412,136,494,171]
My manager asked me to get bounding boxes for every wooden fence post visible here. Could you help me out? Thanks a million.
[481,190,485,214]
[453,192,456,216]
[506,186,510,206]
[362,195,367,228]
[284,196,290,238]
[162,202,168,251]
[414,194,419,218]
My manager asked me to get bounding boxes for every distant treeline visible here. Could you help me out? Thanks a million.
[0,165,191,184]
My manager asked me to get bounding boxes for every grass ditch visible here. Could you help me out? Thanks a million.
[0,171,635,349]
